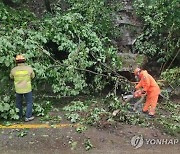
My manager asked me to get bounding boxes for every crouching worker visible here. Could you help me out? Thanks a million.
[134,68,160,117]
[10,54,35,122]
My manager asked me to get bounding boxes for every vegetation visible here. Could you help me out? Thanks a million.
[84,138,94,151]
[63,98,149,127]
[0,0,179,138]
[156,100,180,135]
[161,67,180,88]
[134,0,180,67]
[63,96,179,136]
[62,0,121,39]
[0,1,123,119]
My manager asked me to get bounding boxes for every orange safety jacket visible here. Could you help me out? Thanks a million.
[135,70,160,95]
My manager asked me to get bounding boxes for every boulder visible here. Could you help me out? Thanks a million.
[118,53,147,71]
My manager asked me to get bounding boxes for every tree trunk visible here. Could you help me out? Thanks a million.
[44,0,53,13]
[2,0,16,7]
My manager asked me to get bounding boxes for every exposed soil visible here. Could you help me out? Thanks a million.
[0,1,179,153]
[0,110,179,154]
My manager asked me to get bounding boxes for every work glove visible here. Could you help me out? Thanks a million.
[134,90,146,98]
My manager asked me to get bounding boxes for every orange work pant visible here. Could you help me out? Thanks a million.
[143,92,159,116]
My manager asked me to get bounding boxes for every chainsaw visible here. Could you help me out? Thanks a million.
[122,90,146,102]
[112,90,146,116]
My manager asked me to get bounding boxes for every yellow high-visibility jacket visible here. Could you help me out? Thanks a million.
[10,63,35,94]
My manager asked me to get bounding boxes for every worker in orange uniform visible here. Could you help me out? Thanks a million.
[10,55,35,122]
[134,68,160,117]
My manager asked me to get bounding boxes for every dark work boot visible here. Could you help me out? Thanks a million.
[148,114,155,118]
[142,110,148,114]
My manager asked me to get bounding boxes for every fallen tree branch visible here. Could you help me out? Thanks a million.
[38,46,130,82]
[90,52,130,81]
[167,49,180,70]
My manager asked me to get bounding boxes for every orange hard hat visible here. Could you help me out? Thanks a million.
[15,55,25,61]
[134,68,141,76]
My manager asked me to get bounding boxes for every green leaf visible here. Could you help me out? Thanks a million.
[3,103,10,111]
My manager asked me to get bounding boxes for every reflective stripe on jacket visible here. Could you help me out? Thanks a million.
[10,63,35,94]
[135,70,160,95]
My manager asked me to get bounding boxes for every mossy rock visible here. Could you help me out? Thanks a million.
[118,53,147,71]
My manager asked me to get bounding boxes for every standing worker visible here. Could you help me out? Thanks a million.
[10,54,35,122]
[134,68,160,117]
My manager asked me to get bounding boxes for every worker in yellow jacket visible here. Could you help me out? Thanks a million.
[10,55,35,122]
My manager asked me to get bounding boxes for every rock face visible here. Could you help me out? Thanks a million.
[115,0,142,49]
[115,0,146,71]
[115,0,141,46]
[24,0,55,17]
[118,53,147,71]
[23,0,62,17]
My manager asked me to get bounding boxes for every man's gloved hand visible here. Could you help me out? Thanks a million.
[134,90,146,98]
